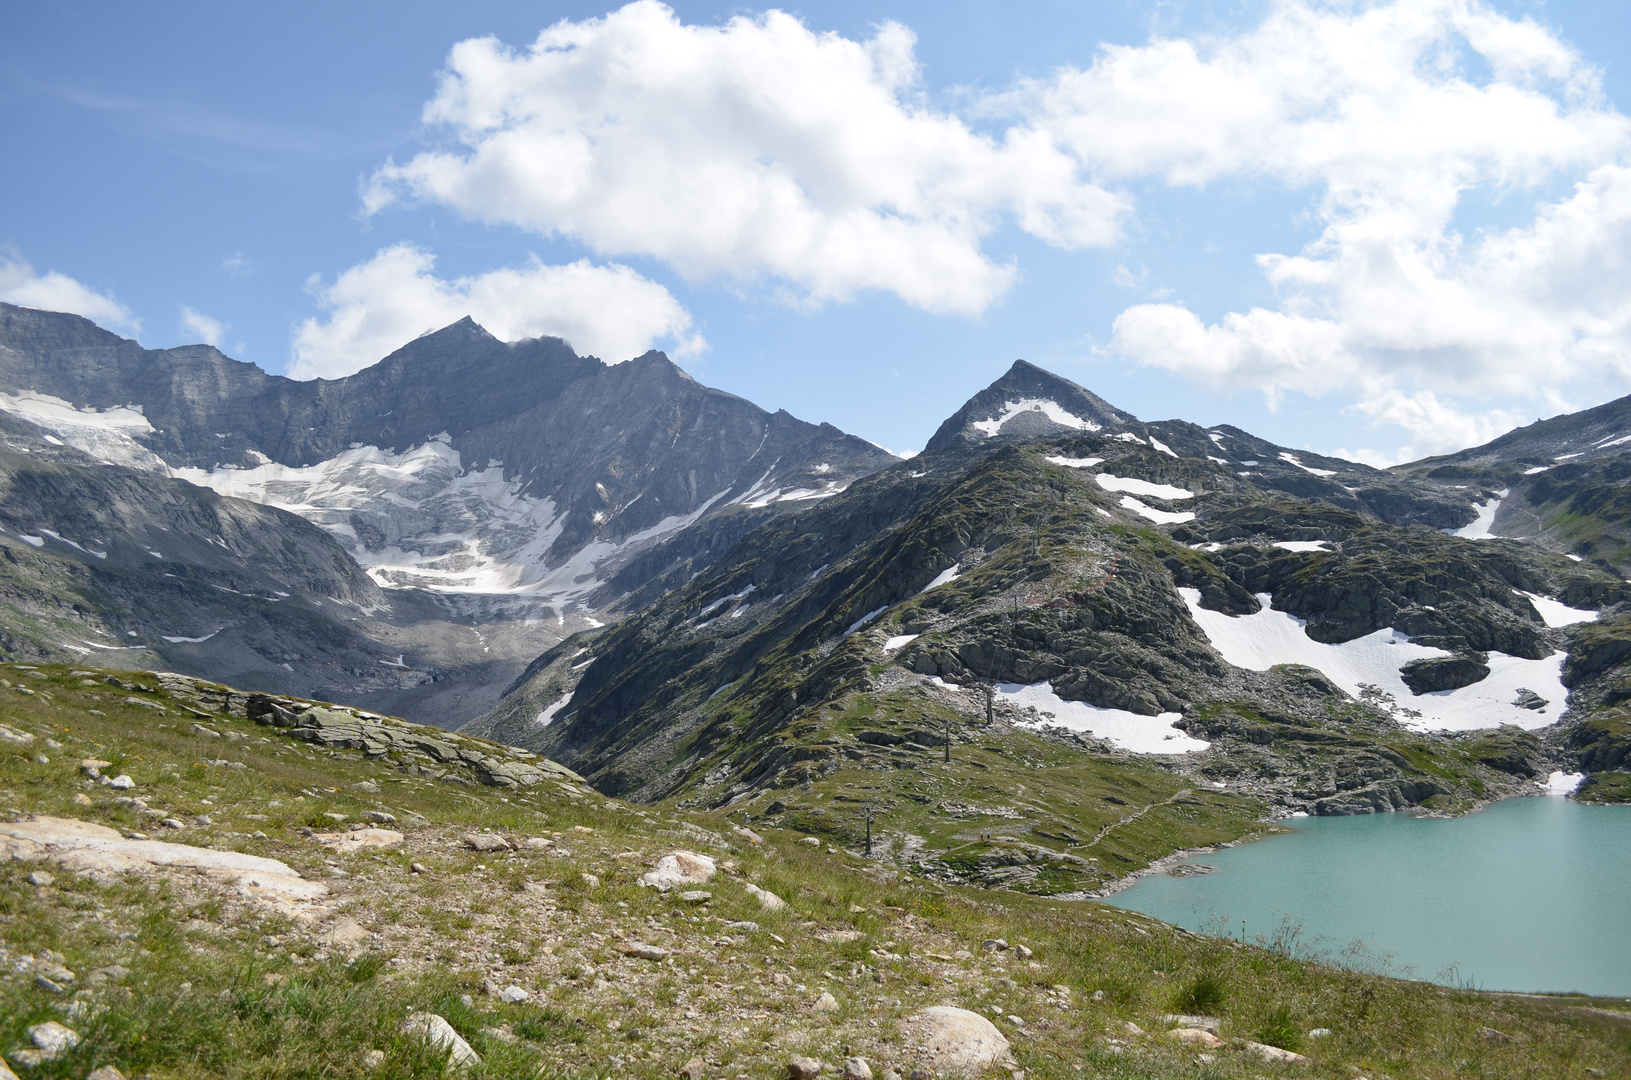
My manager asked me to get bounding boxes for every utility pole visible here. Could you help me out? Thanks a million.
[985,685,994,727]
[864,805,873,857]
[943,713,952,763]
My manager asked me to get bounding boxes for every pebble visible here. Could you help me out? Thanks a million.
[1014,944,1033,959]
[364,810,397,823]
[28,1021,79,1056]
[679,1056,707,1080]
[411,863,428,874]
[580,872,600,888]
[159,818,185,829]
[788,1056,823,1080]
[499,985,530,1004]
[73,794,92,806]
[618,941,670,961]
[27,870,53,887]
[361,1050,385,1071]
[103,775,135,790]
[195,814,212,826]
[982,938,1009,952]
[679,890,712,904]
[842,1057,873,1080]
[812,992,840,1012]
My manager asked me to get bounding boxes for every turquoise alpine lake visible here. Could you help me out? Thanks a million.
[1104,794,1631,997]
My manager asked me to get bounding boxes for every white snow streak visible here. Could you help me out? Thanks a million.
[1044,455,1105,469]
[919,564,962,593]
[1119,497,1195,524]
[883,633,920,651]
[536,691,573,727]
[1095,473,1194,500]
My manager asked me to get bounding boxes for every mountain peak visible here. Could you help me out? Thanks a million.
[923,360,1135,452]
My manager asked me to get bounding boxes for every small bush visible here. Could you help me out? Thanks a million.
[1172,970,1228,1014]
[1255,1004,1303,1052]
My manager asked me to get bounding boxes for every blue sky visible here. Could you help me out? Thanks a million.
[4,0,1631,463]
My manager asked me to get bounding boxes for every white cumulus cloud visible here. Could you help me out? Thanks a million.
[362,0,1125,315]
[0,250,140,335]
[179,306,227,347]
[1077,0,1631,453]
[290,244,704,380]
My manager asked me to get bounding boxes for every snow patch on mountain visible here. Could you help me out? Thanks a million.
[972,398,1099,437]
[1449,491,1507,539]
[919,563,962,593]
[1094,473,1193,500]
[1278,452,1336,477]
[1520,592,1597,627]
[1120,497,1196,525]
[173,439,727,607]
[0,390,167,471]
[996,681,1209,754]
[1179,588,1569,732]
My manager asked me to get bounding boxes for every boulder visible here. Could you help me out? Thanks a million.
[842,1058,873,1080]
[639,850,717,891]
[743,883,786,911]
[1400,655,1490,695]
[902,1006,1010,1077]
[0,816,327,918]
[402,1013,480,1069]
[787,1057,823,1080]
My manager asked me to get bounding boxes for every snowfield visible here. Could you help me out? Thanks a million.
[0,390,168,471]
[1179,588,1570,732]
[174,437,728,609]
[996,681,1210,754]
[972,398,1099,437]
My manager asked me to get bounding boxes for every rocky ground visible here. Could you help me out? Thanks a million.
[2,664,1629,1080]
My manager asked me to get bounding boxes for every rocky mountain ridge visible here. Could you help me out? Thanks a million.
[0,303,895,720]
[468,363,1631,883]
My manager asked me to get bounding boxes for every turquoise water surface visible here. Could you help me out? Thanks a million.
[1105,795,1631,997]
